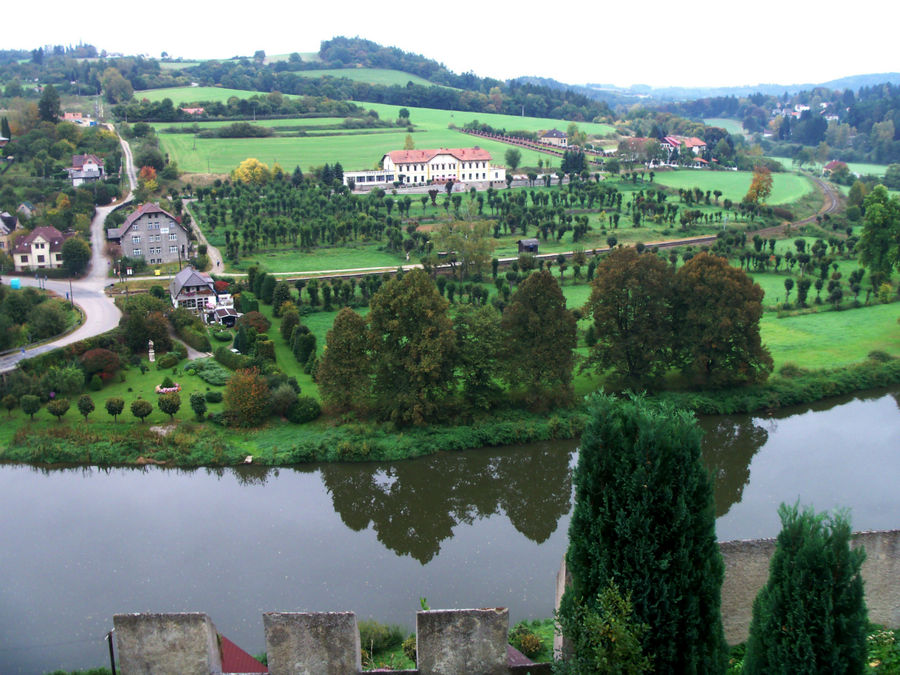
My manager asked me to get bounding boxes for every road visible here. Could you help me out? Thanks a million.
[0,133,137,373]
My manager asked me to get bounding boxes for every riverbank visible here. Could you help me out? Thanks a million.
[2,358,897,467]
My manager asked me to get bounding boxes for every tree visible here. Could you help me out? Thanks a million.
[453,304,503,412]
[224,367,271,427]
[38,84,61,123]
[157,392,181,420]
[61,237,91,276]
[317,307,371,413]
[2,394,16,417]
[47,398,70,422]
[130,398,153,423]
[783,277,794,304]
[561,393,727,674]
[674,252,773,386]
[585,247,675,387]
[744,504,867,674]
[404,133,415,150]
[505,148,522,173]
[429,219,495,280]
[105,397,124,422]
[28,301,68,339]
[500,270,576,408]
[189,392,207,421]
[858,185,900,277]
[231,158,272,185]
[77,394,95,421]
[744,166,773,205]
[100,67,133,103]
[368,269,456,426]
[21,395,41,421]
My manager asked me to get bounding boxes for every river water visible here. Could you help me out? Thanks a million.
[1,390,898,673]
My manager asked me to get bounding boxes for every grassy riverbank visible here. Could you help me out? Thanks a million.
[2,358,897,468]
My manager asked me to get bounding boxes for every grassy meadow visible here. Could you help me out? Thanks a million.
[294,68,439,87]
[653,170,815,205]
[703,118,744,135]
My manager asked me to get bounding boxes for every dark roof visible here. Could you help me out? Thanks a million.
[0,211,18,233]
[541,129,566,138]
[517,238,540,246]
[71,153,104,168]
[219,635,268,673]
[12,226,70,255]
[169,266,214,297]
[120,202,183,236]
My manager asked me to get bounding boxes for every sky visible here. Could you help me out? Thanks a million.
[7,0,898,89]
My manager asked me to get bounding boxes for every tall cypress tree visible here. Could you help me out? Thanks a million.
[560,393,727,673]
[744,504,867,675]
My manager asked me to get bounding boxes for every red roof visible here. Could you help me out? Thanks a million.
[12,225,70,255]
[72,153,103,169]
[824,160,847,171]
[219,635,268,673]
[385,147,492,164]
[121,202,181,233]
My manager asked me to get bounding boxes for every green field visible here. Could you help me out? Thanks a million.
[703,118,744,135]
[158,61,201,70]
[846,162,890,177]
[295,68,438,87]
[136,86,299,104]
[653,170,814,205]
[158,117,349,131]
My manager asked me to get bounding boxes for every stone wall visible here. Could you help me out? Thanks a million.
[114,608,553,675]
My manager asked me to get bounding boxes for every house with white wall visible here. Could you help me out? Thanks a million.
[343,147,506,188]
[12,225,72,272]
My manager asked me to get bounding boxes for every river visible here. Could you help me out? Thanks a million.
[1,390,897,673]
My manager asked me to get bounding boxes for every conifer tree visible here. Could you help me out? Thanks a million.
[744,504,867,674]
[560,393,727,673]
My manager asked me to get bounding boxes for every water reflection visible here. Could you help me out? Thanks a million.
[700,417,769,517]
[320,441,576,563]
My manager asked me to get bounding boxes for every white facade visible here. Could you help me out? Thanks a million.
[344,148,506,188]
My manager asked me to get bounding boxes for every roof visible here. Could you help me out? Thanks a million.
[72,153,103,168]
[0,211,18,234]
[518,238,540,246]
[662,135,707,148]
[169,266,215,297]
[12,226,70,255]
[219,635,268,673]
[385,147,492,164]
[120,203,183,235]
[824,160,847,171]
[541,129,567,138]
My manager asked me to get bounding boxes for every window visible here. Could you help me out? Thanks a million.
[170,245,178,253]
[132,236,141,244]
[133,248,142,256]
[132,223,139,230]
[37,255,45,263]
[169,233,177,241]
[20,255,27,263]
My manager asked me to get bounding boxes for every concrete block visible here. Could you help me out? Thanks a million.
[113,612,222,675]
[416,608,508,675]
[263,611,360,675]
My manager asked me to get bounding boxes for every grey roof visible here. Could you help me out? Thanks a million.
[541,129,566,138]
[169,266,214,297]
[106,227,122,240]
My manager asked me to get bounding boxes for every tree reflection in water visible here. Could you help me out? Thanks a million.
[700,416,769,518]
[320,441,576,564]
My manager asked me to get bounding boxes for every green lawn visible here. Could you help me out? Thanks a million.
[846,162,890,177]
[157,117,350,131]
[761,302,900,369]
[136,86,299,105]
[294,68,439,87]
[653,170,814,205]
[704,118,744,135]
[158,61,201,70]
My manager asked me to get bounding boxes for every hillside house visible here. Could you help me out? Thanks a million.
[539,129,568,147]
[107,203,192,265]
[0,211,19,253]
[343,147,506,188]
[169,267,217,315]
[17,202,36,219]
[661,136,707,160]
[67,153,105,187]
[12,225,73,272]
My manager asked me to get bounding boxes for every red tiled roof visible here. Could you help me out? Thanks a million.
[12,226,70,255]
[219,635,268,673]
[824,160,846,171]
[72,153,103,169]
[386,147,492,164]
[121,202,181,233]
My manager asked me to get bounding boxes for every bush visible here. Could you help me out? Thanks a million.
[212,330,232,342]
[205,390,223,403]
[214,346,252,371]
[178,327,212,353]
[161,375,175,388]
[156,352,180,369]
[286,396,321,424]
[401,635,416,662]
[224,367,271,427]
[89,374,103,391]
[509,623,543,659]
[237,311,270,334]
[190,358,231,386]
[868,350,895,363]
[357,620,405,653]
[270,383,298,417]
[189,392,207,421]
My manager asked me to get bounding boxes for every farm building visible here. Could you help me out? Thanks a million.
[343,147,506,188]
[517,238,540,254]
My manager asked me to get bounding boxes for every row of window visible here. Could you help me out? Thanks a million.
[398,161,487,171]
[133,246,179,257]
[132,234,178,243]
[19,254,61,263]
[132,220,172,231]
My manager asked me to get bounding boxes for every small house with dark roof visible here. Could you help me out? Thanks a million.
[169,266,217,315]
[540,129,568,147]
[109,202,192,265]
[0,211,19,253]
[68,153,105,187]
[517,238,540,254]
[17,202,35,219]
[12,225,73,272]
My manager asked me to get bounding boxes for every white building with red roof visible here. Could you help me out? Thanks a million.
[106,202,192,265]
[343,147,506,189]
[12,225,73,272]
[661,136,707,159]
[67,153,105,187]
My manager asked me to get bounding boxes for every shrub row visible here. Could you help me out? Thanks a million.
[214,346,252,370]
[176,325,212,353]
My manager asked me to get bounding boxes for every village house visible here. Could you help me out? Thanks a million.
[180,107,205,116]
[17,202,36,219]
[539,129,568,147]
[107,203,192,266]
[661,136,707,160]
[11,225,73,272]
[169,267,217,315]
[67,153,105,187]
[0,211,20,253]
[343,147,506,188]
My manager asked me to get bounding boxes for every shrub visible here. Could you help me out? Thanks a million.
[214,346,252,370]
[77,394,95,421]
[172,342,188,360]
[89,374,103,391]
[2,394,17,416]
[47,397,71,422]
[224,367,271,427]
[357,620,404,653]
[270,383,299,417]
[778,362,807,378]
[161,375,175,389]
[158,392,181,420]
[509,623,543,659]
[237,311,270,334]
[105,397,124,422]
[868,350,895,363]
[205,390,223,403]
[401,636,416,662]
[79,348,121,380]
[21,394,41,420]
[156,352,180,370]
[130,398,153,423]
[255,339,276,362]
[212,330,232,342]
[190,358,232,386]
[189,392,207,421]
[286,396,321,424]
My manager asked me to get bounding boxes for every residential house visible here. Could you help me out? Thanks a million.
[539,129,568,147]
[17,202,36,219]
[343,147,506,188]
[12,225,72,272]
[0,211,20,254]
[169,266,217,315]
[68,153,105,187]
[180,107,205,116]
[107,202,192,265]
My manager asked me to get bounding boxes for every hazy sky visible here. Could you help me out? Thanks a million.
[7,0,897,89]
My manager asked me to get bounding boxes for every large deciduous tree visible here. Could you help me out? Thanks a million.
[61,236,91,276]
[429,219,495,281]
[744,165,773,205]
[858,184,900,277]
[585,247,675,387]
[674,252,773,386]
[560,393,727,674]
[224,367,271,427]
[317,307,371,413]
[500,270,576,408]
[368,269,456,426]
[744,503,867,674]
[453,304,503,412]
[505,148,522,173]
[38,84,61,123]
